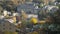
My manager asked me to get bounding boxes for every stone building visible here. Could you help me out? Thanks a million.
[0,19,17,32]
[0,31,3,34]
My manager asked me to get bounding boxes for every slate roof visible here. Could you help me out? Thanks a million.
[17,3,40,14]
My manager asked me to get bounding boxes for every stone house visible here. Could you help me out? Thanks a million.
[0,19,17,32]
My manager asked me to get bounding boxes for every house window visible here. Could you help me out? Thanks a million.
[10,24,11,26]
[9,28,12,30]
[10,24,13,27]
[3,24,5,26]
[3,28,5,30]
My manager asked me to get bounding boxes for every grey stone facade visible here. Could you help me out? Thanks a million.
[0,19,17,32]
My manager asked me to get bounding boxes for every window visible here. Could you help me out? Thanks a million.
[10,24,12,26]
[3,24,5,26]
[0,23,1,24]
[3,28,5,30]
[9,28,12,30]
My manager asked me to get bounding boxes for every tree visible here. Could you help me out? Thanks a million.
[30,17,38,25]
[1,1,17,12]
[54,6,60,24]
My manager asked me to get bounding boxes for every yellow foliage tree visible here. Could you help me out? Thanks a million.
[12,16,16,23]
[11,0,18,5]
[32,31,38,34]
[21,10,27,19]
[28,31,38,34]
[4,31,18,34]
[4,31,10,34]
[11,32,18,34]
[22,13,27,19]
[30,17,38,24]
